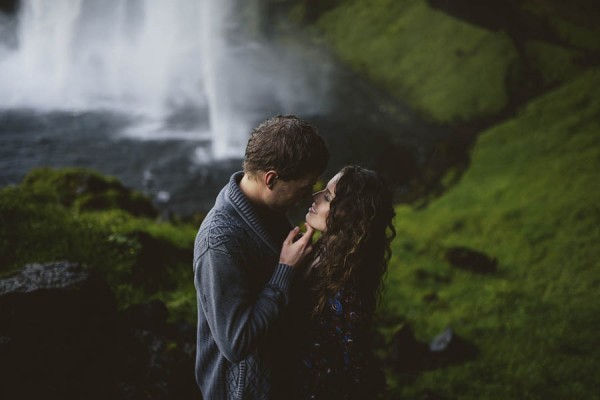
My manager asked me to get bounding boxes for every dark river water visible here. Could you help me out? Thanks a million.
[0,65,447,218]
[0,1,454,218]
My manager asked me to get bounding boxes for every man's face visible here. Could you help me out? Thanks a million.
[267,174,318,212]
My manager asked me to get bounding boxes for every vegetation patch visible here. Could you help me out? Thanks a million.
[523,41,583,86]
[521,0,600,51]
[311,0,598,127]
[315,0,518,123]
[379,68,600,398]
[0,168,198,322]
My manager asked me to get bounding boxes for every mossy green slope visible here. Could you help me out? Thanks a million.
[523,0,600,51]
[381,69,600,398]
[313,0,597,125]
[316,0,518,123]
[0,168,197,322]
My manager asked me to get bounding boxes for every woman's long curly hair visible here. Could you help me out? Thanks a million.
[310,165,396,316]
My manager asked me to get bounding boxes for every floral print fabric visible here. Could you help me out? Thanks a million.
[298,287,385,399]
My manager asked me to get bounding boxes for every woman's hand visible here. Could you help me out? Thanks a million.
[279,225,315,268]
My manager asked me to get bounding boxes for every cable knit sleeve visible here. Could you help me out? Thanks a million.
[194,213,295,363]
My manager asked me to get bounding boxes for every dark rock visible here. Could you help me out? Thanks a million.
[387,324,479,375]
[127,230,192,293]
[0,261,113,295]
[0,0,18,15]
[418,389,452,400]
[430,327,453,352]
[114,297,198,399]
[423,292,439,303]
[429,327,479,367]
[444,246,498,274]
[121,299,169,334]
[372,328,387,351]
[173,320,196,344]
[415,268,452,283]
[0,262,199,400]
[427,0,566,47]
[428,0,516,31]
[388,324,430,373]
[0,261,119,400]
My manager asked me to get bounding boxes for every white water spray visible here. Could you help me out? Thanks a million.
[0,0,331,158]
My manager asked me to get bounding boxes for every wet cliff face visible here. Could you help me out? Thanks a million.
[0,0,18,15]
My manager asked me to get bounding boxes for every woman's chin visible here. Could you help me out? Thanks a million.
[304,219,321,233]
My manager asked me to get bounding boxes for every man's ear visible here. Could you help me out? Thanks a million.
[264,170,278,190]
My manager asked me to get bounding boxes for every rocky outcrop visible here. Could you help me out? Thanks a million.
[445,246,498,274]
[0,262,119,399]
[0,262,197,400]
[387,323,479,374]
[0,0,18,15]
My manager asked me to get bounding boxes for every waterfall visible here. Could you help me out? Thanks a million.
[0,0,330,159]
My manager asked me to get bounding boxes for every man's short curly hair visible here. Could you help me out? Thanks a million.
[243,115,329,180]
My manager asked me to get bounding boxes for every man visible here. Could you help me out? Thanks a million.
[193,115,329,399]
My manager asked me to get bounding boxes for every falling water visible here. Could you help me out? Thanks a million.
[0,0,331,158]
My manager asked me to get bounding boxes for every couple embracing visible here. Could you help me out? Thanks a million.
[193,115,396,399]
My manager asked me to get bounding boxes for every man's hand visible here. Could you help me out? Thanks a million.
[279,225,315,268]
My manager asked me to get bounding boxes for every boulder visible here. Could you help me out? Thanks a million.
[429,327,479,367]
[387,323,479,374]
[388,323,430,373]
[116,300,197,400]
[0,261,119,400]
[444,246,498,274]
[0,0,18,14]
[0,262,198,400]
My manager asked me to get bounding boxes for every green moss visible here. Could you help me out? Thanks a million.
[521,0,600,51]
[81,209,197,321]
[0,168,197,322]
[0,185,103,278]
[524,41,583,86]
[316,0,518,123]
[381,69,600,398]
[22,167,157,217]
[552,18,600,50]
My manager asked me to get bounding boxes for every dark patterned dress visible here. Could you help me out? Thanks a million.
[295,284,386,400]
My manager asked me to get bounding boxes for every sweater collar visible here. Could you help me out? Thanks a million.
[226,171,280,256]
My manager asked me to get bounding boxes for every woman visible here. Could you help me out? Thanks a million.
[291,165,396,399]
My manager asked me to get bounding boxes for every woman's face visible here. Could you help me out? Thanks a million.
[305,172,342,232]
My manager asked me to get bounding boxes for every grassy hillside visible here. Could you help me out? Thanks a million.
[315,0,516,123]
[0,168,198,322]
[379,68,600,398]
[310,0,595,124]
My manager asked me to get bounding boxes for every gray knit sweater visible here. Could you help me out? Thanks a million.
[193,172,295,399]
